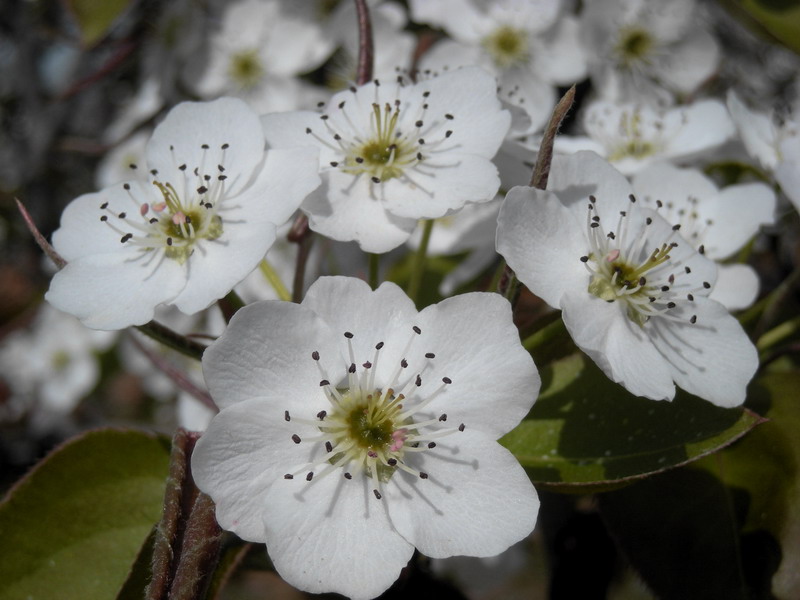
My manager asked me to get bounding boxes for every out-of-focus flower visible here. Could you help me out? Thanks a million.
[581,0,719,104]
[497,151,758,406]
[46,97,320,330]
[727,91,800,213]
[554,99,734,175]
[0,304,115,424]
[192,276,540,599]
[631,163,776,310]
[184,0,333,112]
[412,0,585,134]
[262,67,509,253]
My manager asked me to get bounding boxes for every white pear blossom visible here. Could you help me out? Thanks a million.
[261,67,510,253]
[727,91,800,213]
[631,163,777,310]
[0,304,115,424]
[411,0,585,134]
[554,99,735,175]
[581,0,720,104]
[496,152,758,406]
[46,97,320,330]
[192,276,540,599]
[184,0,334,113]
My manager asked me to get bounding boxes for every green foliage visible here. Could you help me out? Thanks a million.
[697,370,800,598]
[0,429,170,600]
[723,0,800,53]
[66,0,131,47]
[500,353,764,491]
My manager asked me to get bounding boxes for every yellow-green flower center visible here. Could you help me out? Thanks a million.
[615,27,654,68]
[483,26,530,69]
[229,49,264,89]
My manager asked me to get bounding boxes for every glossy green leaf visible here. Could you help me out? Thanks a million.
[500,353,764,491]
[0,429,171,600]
[697,370,800,599]
[66,0,131,47]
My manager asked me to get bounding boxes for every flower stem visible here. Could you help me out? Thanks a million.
[522,315,567,352]
[259,258,291,301]
[408,219,434,304]
[136,320,206,361]
[354,0,374,86]
[218,290,245,323]
[368,253,380,290]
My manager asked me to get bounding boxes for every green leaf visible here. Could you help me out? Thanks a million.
[697,370,800,599]
[721,0,800,53]
[500,353,764,491]
[0,429,171,600]
[65,0,131,47]
[598,467,751,600]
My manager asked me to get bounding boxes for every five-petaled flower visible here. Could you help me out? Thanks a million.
[191,276,540,599]
[45,97,320,330]
[261,66,510,253]
[496,151,758,406]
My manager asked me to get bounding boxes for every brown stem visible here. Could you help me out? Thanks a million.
[354,0,374,85]
[168,493,223,600]
[15,198,66,269]
[128,331,218,414]
[288,214,315,303]
[146,429,198,600]
[529,85,576,189]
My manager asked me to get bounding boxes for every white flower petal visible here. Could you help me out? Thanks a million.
[263,474,414,600]
[709,264,760,311]
[496,185,588,308]
[202,300,341,411]
[147,98,266,197]
[649,298,758,407]
[192,398,308,541]
[560,291,677,400]
[45,252,186,330]
[416,292,540,438]
[386,428,538,558]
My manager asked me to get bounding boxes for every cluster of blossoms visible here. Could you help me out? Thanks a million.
[4,0,798,598]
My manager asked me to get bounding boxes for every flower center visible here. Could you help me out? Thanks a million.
[483,26,529,69]
[580,194,709,328]
[98,143,230,265]
[284,327,464,500]
[605,109,663,162]
[615,27,654,67]
[303,77,457,195]
[229,49,264,89]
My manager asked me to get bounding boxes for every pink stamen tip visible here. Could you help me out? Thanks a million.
[606,249,620,262]
[172,212,187,225]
